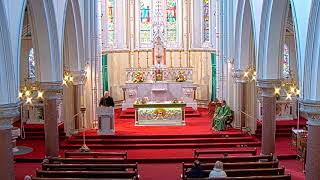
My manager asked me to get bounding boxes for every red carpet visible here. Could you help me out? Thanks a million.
[15,108,305,179]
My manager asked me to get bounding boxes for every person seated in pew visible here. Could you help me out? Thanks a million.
[211,100,231,131]
[209,161,227,178]
[186,160,205,178]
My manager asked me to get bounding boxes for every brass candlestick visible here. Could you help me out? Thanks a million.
[129,50,132,68]
[170,50,173,67]
[188,50,191,67]
[137,50,140,68]
[146,50,149,68]
[179,50,182,67]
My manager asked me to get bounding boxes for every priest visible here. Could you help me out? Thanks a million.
[212,100,231,131]
[99,91,114,107]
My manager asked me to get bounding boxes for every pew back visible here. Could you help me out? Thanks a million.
[194,149,257,158]
[64,151,128,159]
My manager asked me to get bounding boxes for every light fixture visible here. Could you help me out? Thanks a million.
[242,65,256,82]
[274,87,281,95]
[19,78,43,104]
[63,69,74,86]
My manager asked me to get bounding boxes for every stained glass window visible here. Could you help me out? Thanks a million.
[28,48,36,79]
[203,0,210,42]
[140,0,152,44]
[107,0,115,43]
[283,44,290,78]
[166,0,177,43]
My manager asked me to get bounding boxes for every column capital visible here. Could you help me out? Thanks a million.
[70,70,87,85]
[300,99,320,126]
[40,82,63,100]
[0,102,20,129]
[232,69,247,83]
[256,79,281,97]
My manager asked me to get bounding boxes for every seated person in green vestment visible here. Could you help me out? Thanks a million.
[212,100,231,131]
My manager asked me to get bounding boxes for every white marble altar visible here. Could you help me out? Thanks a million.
[257,98,297,121]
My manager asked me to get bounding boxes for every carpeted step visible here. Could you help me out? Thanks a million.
[61,141,261,150]
[72,133,248,139]
[66,137,255,144]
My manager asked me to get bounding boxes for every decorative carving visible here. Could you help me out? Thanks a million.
[300,100,320,125]
[0,103,20,129]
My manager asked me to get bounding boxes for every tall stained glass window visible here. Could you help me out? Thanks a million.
[283,44,290,78]
[28,48,35,79]
[140,0,152,44]
[203,0,210,42]
[107,0,115,43]
[166,0,177,43]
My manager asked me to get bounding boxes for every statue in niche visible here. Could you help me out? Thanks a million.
[154,36,165,81]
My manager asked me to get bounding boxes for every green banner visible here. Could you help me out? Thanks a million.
[211,53,216,100]
[102,54,108,93]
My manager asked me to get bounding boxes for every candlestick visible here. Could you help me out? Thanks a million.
[138,50,140,68]
[146,50,149,68]
[128,50,132,68]
[170,50,173,67]
[188,50,191,67]
[179,50,182,67]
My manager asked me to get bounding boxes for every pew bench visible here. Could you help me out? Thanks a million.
[64,151,128,159]
[48,157,127,164]
[32,178,135,180]
[201,168,285,177]
[36,169,138,179]
[194,149,257,158]
[186,175,291,180]
[182,161,279,172]
[196,154,273,163]
[42,163,138,172]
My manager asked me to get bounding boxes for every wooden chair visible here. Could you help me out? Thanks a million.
[225,110,234,128]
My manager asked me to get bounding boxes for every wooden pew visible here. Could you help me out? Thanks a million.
[183,161,279,171]
[42,163,138,171]
[64,151,128,159]
[186,175,291,180]
[201,167,285,177]
[48,157,127,164]
[32,178,135,180]
[194,149,257,158]
[36,169,138,179]
[197,154,273,163]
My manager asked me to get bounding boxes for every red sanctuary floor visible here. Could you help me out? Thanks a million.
[15,108,305,180]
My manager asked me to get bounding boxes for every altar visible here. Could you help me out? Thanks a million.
[133,101,186,126]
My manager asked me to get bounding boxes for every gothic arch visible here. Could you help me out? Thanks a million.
[304,0,320,100]
[0,0,16,104]
[19,0,61,82]
[234,0,255,70]
[62,0,84,71]
[257,0,289,79]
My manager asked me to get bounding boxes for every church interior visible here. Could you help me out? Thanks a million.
[1,0,320,180]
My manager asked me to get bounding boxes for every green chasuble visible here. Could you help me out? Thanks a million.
[212,105,231,131]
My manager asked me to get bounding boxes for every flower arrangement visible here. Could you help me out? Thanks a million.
[176,71,186,82]
[134,71,144,83]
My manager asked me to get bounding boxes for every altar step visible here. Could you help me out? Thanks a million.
[119,107,201,119]
[14,122,66,140]
[62,132,260,150]
[255,118,307,138]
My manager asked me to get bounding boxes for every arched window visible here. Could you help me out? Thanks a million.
[28,48,35,79]
[203,0,210,42]
[106,0,115,44]
[192,0,216,48]
[166,0,177,43]
[139,0,152,45]
[283,44,290,78]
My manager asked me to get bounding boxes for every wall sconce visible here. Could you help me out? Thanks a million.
[63,70,73,86]
[243,65,256,81]
[19,79,43,104]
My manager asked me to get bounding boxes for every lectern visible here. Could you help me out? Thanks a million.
[96,107,115,135]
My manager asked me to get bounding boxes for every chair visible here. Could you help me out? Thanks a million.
[225,110,234,128]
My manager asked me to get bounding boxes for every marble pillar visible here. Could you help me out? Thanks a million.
[257,80,281,155]
[233,70,246,129]
[0,103,20,180]
[41,82,63,158]
[300,100,320,180]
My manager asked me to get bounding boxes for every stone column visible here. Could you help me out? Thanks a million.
[257,80,281,155]
[300,100,320,180]
[72,71,87,130]
[41,82,63,158]
[0,103,20,180]
[233,70,246,129]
